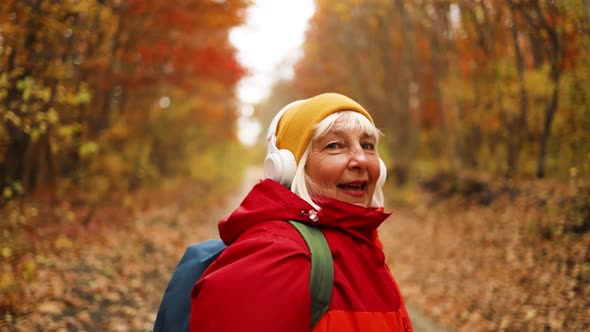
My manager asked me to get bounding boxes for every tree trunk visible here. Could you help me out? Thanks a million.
[583,0,590,35]
[507,3,529,176]
[373,0,417,184]
[428,3,450,160]
[536,79,560,178]
[22,137,39,193]
[3,0,42,189]
[338,10,381,117]
[93,5,125,136]
[533,0,562,178]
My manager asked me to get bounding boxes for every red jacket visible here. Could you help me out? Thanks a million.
[190,179,412,332]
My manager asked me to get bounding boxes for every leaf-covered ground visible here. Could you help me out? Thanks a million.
[1,170,256,332]
[2,169,588,331]
[381,174,590,332]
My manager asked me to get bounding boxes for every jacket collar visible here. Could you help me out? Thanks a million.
[219,179,391,244]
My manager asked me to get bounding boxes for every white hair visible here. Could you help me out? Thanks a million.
[290,111,384,210]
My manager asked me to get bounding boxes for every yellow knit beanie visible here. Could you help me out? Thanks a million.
[275,93,374,164]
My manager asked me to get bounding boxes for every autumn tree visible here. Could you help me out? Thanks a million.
[294,0,423,183]
[0,0,250,204]
[290,0,589,180]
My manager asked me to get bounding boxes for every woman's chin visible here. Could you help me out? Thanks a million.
[341,199,370,208]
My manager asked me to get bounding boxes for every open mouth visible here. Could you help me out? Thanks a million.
[337,181,367,191]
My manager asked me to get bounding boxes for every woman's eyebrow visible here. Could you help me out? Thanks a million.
[318,130,344,140]
[322,130,375,139]
[326,129,345,135]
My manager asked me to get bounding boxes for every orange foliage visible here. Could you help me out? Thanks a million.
[119,0,249,90]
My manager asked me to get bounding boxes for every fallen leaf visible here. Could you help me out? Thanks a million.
[38,301,64,315]
[77,311,92,325]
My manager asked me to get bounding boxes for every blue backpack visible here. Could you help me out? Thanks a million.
[152,220,333,332]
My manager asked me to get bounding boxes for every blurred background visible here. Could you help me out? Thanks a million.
[1,0,589,331]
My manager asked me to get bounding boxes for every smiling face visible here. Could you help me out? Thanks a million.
[304,117,381,208]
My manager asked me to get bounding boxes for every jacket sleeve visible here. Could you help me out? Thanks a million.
[190,227,311,332]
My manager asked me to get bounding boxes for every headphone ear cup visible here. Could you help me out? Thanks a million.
[264,149,297,187]
[377,158,387,189]
[264,99,305,187]
[264,153,281,183]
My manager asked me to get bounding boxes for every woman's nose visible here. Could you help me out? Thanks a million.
[348,146,368,168]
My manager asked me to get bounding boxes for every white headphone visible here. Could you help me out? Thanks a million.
[264,101,388,189]
[264,100,304,187]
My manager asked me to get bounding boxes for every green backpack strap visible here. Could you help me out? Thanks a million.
[288,220,334,330]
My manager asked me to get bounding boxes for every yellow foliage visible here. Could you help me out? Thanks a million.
[188,142,247,185]
[100,153,128,177]
[0,271,14,289]
[46,108,59,124]
[189,153,218,182]
[55,235,73,250]
[3,111,21,127]
[57,123,81,142]
[106,120,131,142]
[79,141,99,159]
[22,258,36,281]
[2,247,12,258]
[3,187,13,200]
[123,195,134,208]
[0,72,8,87]
[71,0,97,14]
[333,3,349,19]
[525,65,552,98]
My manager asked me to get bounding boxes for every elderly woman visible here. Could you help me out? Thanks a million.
[190,93,412,332]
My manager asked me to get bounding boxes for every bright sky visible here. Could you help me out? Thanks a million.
[231,0,315,146]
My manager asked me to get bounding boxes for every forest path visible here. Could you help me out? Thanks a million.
[5,169,259,331]
[3,166,449,331]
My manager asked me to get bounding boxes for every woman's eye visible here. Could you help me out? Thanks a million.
[325,142,340,150]
[361,142,375,150]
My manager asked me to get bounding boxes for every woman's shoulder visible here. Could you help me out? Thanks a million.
[235,220,309,253]
[192,224,312,332]
[199,221,312,285]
